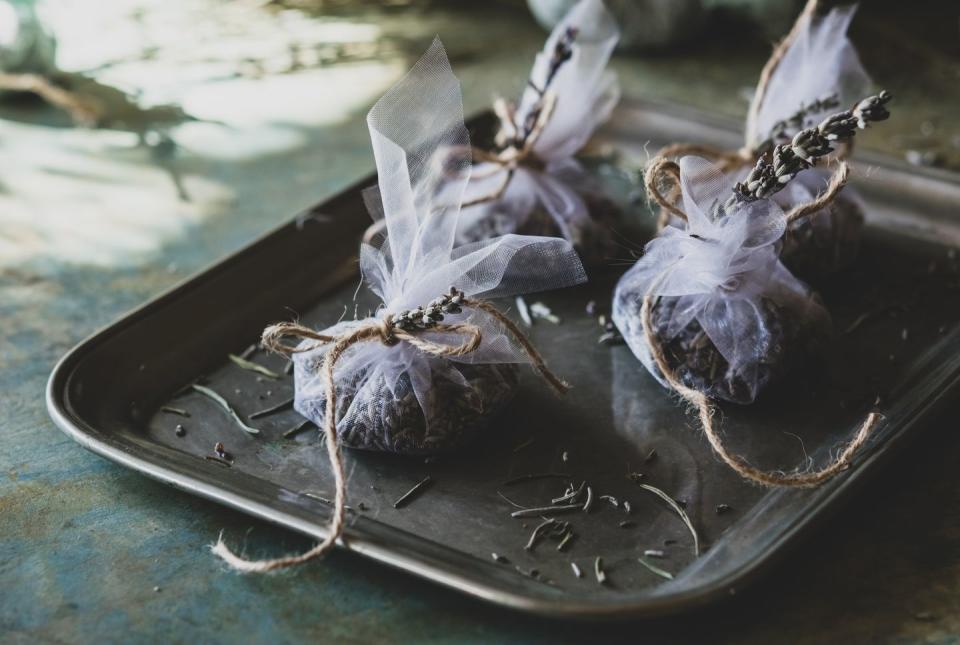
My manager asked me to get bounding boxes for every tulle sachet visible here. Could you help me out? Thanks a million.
[441,0,621,264]
[212,39,586,572]
[649,0,882,280]
[616,156,830,405]
[615,74,892,486]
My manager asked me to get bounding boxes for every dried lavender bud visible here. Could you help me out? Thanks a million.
[733,91,892,205]
[816,111,858,142]
[852,90,892,128]
[765,93,841,147]
[392,287,464,331]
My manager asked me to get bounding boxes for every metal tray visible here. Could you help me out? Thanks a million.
[47,99,960,619]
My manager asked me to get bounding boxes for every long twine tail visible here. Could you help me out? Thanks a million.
[640,294,880,488]
[467,299,570,394]
[785,161,850,224]
[212,326,381,572]
[213,308,491,572]
[745,0,820,144]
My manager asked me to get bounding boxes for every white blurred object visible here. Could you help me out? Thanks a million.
[0,0,57,74]
[527,0,702,49]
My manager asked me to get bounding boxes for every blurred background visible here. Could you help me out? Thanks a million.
[0,0,957,280]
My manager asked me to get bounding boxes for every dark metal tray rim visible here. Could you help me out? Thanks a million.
[46,98,960,619]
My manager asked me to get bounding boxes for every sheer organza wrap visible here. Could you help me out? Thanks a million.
[292,39,586,453]
[613,157,829,403]
[747,4,872,149]
[746,4,871,276]
[454,0,620,254]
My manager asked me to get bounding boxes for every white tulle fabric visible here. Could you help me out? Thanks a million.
[615,157,828,400]
[747,4,873,149]
[455,0,619,246]
[743,4,872,260]
[293,39,587,436]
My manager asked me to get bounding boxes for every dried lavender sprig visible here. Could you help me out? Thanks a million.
[540,27,578,93]
[760,93,841,152]
[730,90,892,207]
[514,26,578,147]
[391,286,464,332]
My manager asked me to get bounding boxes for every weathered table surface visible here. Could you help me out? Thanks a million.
[3,1,959,642]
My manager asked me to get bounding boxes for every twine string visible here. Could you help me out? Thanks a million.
[644,154,849,232]
[213,293,567,572]
[784,160,849,224]
[639,293,880,488]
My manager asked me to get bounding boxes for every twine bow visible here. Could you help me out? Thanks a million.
[212,287,569,572]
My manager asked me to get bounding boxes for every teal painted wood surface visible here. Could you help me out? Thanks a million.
[2,1,959,642]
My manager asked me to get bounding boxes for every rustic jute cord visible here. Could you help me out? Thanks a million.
[784,160,849,223]
[212,295,569,572]
[640,293,879,487]
[361,94,557,246]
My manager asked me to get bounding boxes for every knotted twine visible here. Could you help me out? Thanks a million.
[458,93,558,208]
[636,185,881,488]
[212,289,568,572]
